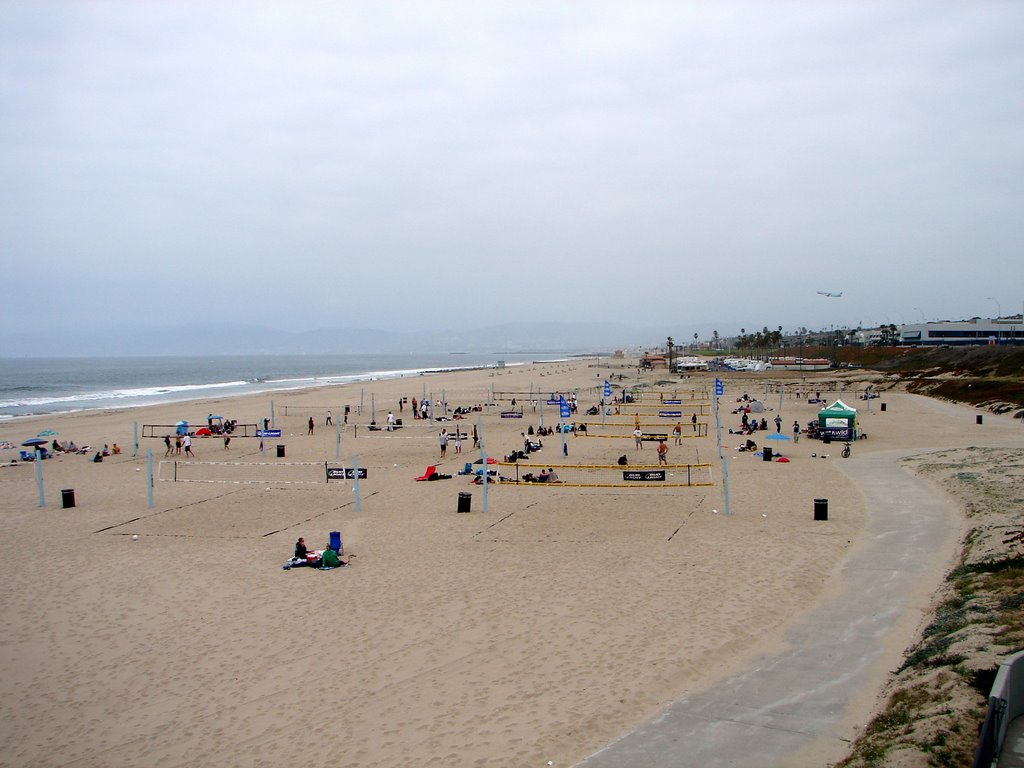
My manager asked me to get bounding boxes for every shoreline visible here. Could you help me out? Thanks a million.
[0,352,596,421]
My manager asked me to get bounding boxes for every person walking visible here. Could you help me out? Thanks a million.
[439,429,448,458]
[793,420,801,443]
[691,412,698,432]
[774,414,782,433]
[308,417,314,435]
[163,434,172,457]
[672,422,682,446]
[326,410,333,426]
[183,434,195,458]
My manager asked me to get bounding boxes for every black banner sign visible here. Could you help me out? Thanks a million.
[327,467,368,480]
[623,470,666,481]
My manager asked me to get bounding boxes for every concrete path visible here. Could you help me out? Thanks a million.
[577,448,960,768]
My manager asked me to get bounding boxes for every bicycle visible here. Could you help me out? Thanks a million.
[841,443,852,458]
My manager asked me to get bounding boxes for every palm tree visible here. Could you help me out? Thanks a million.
[666,336,675,372]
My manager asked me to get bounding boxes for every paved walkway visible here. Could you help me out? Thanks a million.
[577,448,960,768]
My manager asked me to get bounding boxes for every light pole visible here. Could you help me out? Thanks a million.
[913,307,925,323]
[987,297,1001,319]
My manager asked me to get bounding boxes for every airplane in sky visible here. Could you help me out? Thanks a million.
[816,291,843,297]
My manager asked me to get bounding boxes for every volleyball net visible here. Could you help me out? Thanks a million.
[494,461,713,488]
[157,460,333,485]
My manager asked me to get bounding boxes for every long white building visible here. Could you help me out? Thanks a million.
[899,317,1024,346]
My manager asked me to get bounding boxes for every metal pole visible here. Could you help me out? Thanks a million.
[147,449,154,508]
[270,400,275,429]
[481,445,489,512]
[132,421,139,458]
[35,449,44,507]
[353,456,361,513]
[714,380,731,516]
[371,393,376,423]
[359,388,364,416]
[335,419,341,460]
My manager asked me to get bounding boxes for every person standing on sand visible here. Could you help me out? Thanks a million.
[672,422,682,446]
[657,440,668,465]
[454,431,462,455]
[308,417,314,435]
[634,427,643,449]
[472,424,479,449]
[326,410,333,426]
[774,414,782,433]
[175,435,182,455]
[439,429,448,458]
[183,434,195,457]
[793,420,801,443]
[692,412,698,432]
[164,434,172,457]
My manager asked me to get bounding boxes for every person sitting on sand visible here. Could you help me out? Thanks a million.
[545,467,560,483]
[111,443,121,455]
[320,546,347,568]
[294,537,308,559]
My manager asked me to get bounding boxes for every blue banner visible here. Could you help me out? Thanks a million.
[559,396,571,418]
[603,380,611,397]
[256,429,282,438]
[714,379,724,396]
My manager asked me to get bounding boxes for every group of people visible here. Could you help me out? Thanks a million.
[49,439,87,454]
[523,467,561,483]
[283,537,348,570]
[163,433,195,457]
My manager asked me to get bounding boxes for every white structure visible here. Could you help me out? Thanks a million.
[900,317,1023,346]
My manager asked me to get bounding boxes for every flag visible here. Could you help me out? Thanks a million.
[559,396,571,418]
[603,379,611,397]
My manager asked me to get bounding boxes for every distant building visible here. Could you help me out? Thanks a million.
[900,317,1023,346]
[640,354,667,369]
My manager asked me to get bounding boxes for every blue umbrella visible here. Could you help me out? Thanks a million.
[22,437,48,447]
[765,432,791,441]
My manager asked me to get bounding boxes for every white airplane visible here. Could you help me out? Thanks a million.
[816,291,843,297]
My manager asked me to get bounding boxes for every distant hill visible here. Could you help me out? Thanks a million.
[0,320,688,357]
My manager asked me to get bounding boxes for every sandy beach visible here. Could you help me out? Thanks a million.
[1,357,1019,767]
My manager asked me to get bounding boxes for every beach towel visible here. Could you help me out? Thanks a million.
[415,465,437,481]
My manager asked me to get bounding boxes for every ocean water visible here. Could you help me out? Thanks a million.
[0,353,561,420]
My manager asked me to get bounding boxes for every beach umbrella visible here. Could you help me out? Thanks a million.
[22,437,48,447]
[765,432,791,441]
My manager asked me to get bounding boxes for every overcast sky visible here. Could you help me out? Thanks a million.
[2,1,1022,344]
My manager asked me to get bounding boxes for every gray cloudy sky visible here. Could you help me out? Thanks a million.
[2,1,1022,343]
